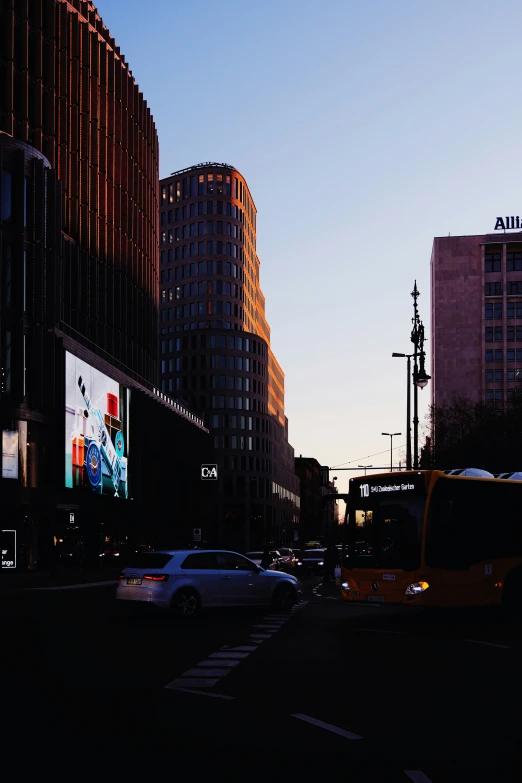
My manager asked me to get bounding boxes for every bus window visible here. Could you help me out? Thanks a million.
[426,478,522,569]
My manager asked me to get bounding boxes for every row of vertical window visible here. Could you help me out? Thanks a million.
[160,260,242,281]
[485,252,522,272]
[157,382,268,414]
[162,174,231,202]
[213,435,271,453]
[161,303,243,321]
[161,320,239,332]
[162,282,241,302]
[161,201,244,222]
[224,455,272,474]
[485,302,522,319]
[485,369,522,381]
[211,414,271,433]
[162,222,243,242]
[160,357,262,378]
[161,173,255,228]
[485,283,522,296]
[161,238,243,263]
[485,389,515,400]
[160,334,264,354]
[485,349,522,361]
[485,326,522,341]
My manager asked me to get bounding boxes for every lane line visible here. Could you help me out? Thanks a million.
[209,651,249,659]
[461,638,511,650]
[356,628,408,635]
[325,597,339,600]
[292,713,363,740]
[250,633,272,639]
[182,668,232,678]
[253,625,282,630]
[197,659,240,667]
[167,686,235,700]
[404,771,433,782]
[221,645,258,652]
[165,678,218,688]
[21,580,118,592]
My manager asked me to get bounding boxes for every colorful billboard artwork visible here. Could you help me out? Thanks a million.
[65,352,129,498]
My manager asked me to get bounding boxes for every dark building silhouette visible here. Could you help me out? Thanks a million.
[0,1,217,573]
[159,163,300,552]
[294,457,339,543]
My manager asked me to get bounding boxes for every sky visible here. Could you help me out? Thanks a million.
[97,0,522,497]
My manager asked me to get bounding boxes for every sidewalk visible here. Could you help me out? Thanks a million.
[0,566,121,594]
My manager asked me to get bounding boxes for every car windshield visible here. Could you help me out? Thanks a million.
[246,552,262,559]
[278,549,291,556]
[347,475,426,570]
[302,550,323,558]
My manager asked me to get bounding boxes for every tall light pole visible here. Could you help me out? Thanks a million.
[382,433,401,472]
[358,465,372,476]
[411,282,431,470]
[392,352,413,470]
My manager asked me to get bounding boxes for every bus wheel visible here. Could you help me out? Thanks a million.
[502,569,522,623]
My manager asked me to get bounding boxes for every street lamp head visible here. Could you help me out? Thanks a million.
[393,432,401,436]
[392,352,406,357]
[382,432,390,436]
[333,476,338,481]
[415,370,431,390]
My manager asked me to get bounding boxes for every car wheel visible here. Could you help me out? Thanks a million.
[272,584,296,612]
[171,588,200,620]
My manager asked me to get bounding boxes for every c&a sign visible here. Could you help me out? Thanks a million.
[201,464,218,480]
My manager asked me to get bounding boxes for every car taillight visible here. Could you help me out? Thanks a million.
[119,574,126,579]
[143,574,169,581]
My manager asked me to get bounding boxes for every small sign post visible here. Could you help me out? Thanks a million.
[193,528,202,542]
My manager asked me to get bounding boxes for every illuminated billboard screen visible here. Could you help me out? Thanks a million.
[65,352,129,498]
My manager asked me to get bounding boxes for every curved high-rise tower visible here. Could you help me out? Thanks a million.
[159,163,299,550]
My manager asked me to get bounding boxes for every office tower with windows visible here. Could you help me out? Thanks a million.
[159,163,300,550]
[431,231,522,407]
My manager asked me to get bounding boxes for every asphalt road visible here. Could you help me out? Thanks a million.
[1,578,521,777]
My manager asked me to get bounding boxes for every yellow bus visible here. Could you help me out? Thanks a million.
[341,470,522,611]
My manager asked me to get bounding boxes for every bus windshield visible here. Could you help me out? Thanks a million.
[347,474,427,570]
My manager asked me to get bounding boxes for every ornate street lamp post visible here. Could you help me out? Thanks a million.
[411,281,431,469]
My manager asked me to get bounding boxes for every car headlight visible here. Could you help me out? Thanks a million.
[296,561,303,566]
[404,581,429,595]
[318,561,324,566]
[341,582,350,591]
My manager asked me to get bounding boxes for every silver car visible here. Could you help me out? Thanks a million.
[117,549,302,618]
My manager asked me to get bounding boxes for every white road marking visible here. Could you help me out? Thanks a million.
[250,633,272,639]
[461,639,511,650]
[221,645,258,652]
[182,668,233,678]
[325,597,339,600]
[165,678,218,688]
[23,580,118,592]
[357,628,408,635]
[404,771,433,782]
[167,686,235,699]
[253,625,282,630]
[209,651,249,659]
[292,713,363,740]
[197,659,240,667]
[263,618,287,623]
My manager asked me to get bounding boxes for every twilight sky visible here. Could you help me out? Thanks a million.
[98,0,522,494]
